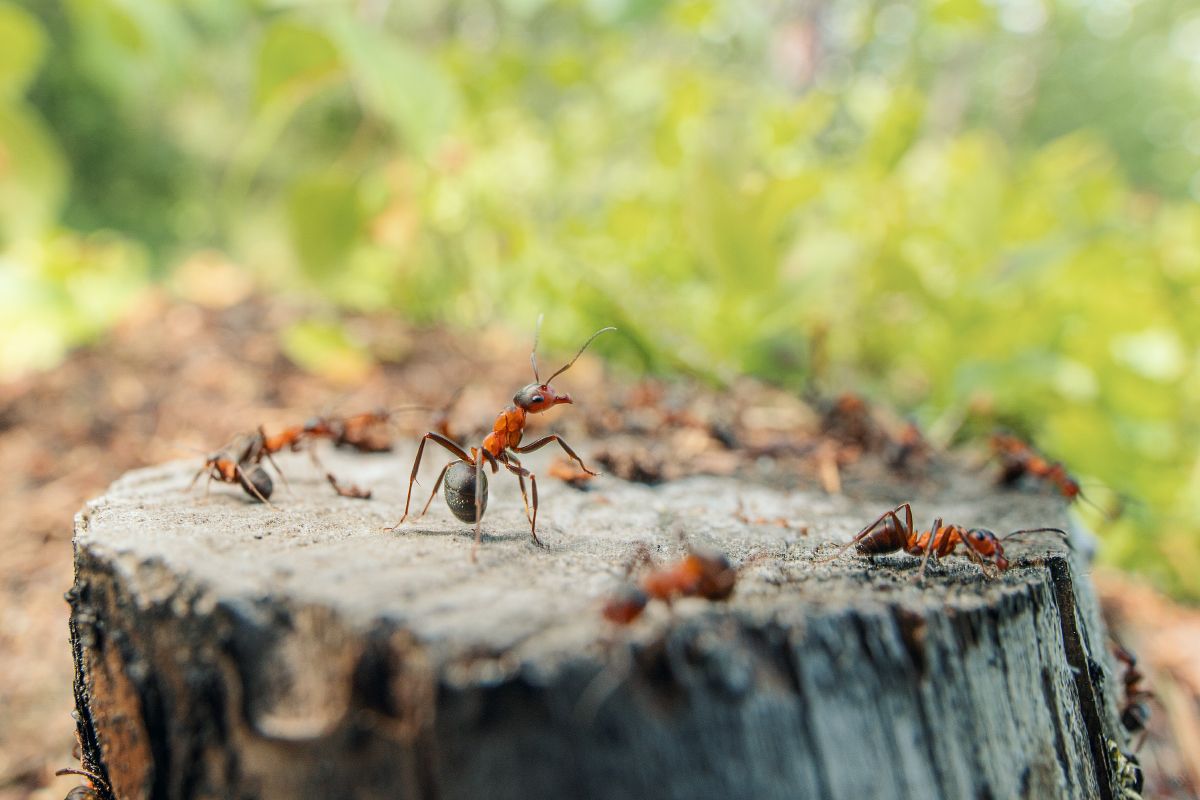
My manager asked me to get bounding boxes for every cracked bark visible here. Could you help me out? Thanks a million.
[68,447,1127,799]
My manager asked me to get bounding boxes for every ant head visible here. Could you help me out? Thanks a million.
[525,316,616,411]
[965,528,1009,570]
[513,382,571,413]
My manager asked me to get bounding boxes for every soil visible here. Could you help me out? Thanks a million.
[0,293,1195,800]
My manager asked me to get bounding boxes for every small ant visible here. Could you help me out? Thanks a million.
[55,767,113,800]
[820,502,1067,581]
[304,408,400,453]
[187,433,276,506]
[1113,642,1156,745]
[389,319,615,559]
[250,422,371,499]
[990,433,1106,511]
[602,546,738,624]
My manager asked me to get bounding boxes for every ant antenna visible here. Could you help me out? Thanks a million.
[1076,490,1112,518]
[530,313,544,383]
[1003,527,1071,548]
[545,326,617,384]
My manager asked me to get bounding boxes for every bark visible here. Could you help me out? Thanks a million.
[68,447,1130,799]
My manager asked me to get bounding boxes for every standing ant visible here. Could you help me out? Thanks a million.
[389,320,615,558]
[602,548,738,624]
[820,502,1067,581]
[1113,642,1156,745]
[187,433,276,506]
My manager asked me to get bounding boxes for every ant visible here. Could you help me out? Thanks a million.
[187,433,276,506]
[602,547,738,624]
[990,433,1107,513]
[55,767,113,800]
[389,319,615,559]
[303,408,400,453]
[250,422,371,499]
[820,502,1067,581]
[1113,642,1156,745]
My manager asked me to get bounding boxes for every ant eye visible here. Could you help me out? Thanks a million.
[532,395,544,404]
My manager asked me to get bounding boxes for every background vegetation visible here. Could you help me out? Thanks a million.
[3,0,1199,597]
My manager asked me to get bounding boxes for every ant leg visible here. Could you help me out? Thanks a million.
[513,434,600,476]
[506,454,534,525]
[470,450,501,562]
[187,465,208,493]
[306,442,369,499]
[502,460,542,547]
[256,426,293,495]
[915,517,943,583]
[418,459,457,517]
[389,432,472,530]
[817,503,912,564]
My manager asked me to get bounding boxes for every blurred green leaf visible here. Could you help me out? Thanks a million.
[330,14,459,156]
[285,171,366,279]
[280,319,373,384]
[0,2,45,97]
[255,19,342,108]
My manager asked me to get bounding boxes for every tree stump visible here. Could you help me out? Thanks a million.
[68,446,1130,800]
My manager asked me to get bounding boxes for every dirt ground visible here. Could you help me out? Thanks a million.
[1,293,1196,799]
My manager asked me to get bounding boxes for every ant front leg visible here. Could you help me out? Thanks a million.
[915,516,943,583]
[389,432,472,531]
[513,435,600,476]
[503,458,542,548]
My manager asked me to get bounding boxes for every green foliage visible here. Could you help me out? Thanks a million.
[4,0,1200,597]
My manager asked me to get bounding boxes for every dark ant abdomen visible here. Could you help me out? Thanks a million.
[444,461,488,523]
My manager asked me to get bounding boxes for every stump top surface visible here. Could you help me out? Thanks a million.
[76,445,1072,672]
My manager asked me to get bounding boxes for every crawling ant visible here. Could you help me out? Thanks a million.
[990,433,1107,511]
[389,319,615,559]
[304,408,400,453]
[187,433,276,506]
[820,502,1067,581]
[250,422,371,499]
[1113,642,1156,745]
[55,767,113,800]
[602,548,738,624]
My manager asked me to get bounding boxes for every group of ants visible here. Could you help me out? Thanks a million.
[59,322,1156,799]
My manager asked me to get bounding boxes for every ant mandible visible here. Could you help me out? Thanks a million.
[388,318,615,559]
[821,502,1067,582]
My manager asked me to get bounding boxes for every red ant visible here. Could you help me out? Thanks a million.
[1113,642,1156,746]
[250,422,372,499]
[821,502,1067,581]
[990,433,1108,514]
[602,548,738,624]
[303,408,403,453]
[187,433,277,506]
[55,767,113,800]
[389,319,615,559]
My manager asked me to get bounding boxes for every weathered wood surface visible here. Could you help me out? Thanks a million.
[68,445,1128,800]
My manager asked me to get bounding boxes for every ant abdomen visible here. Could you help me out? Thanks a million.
[238,465,274,502]
[444,461,488,523]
